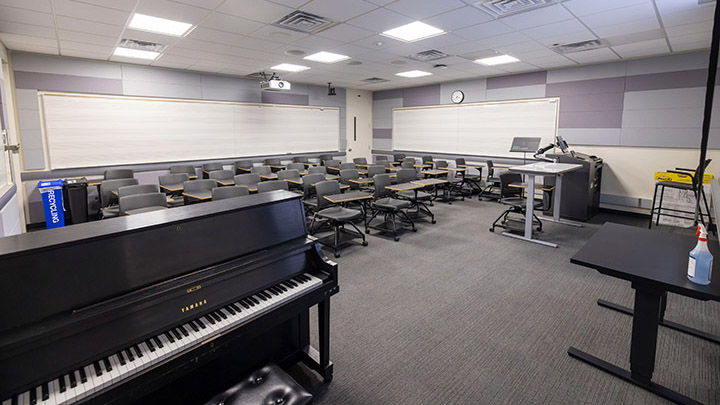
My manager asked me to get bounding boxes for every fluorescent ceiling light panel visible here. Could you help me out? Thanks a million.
[396,70,432,78]
[382,21,445,42]
[113,47,160,60]
[129,13,193,36]
[303,51,350,63]
[271,63,311,72]
[475,55,520,66]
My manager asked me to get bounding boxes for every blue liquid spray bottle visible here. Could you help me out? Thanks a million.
[688,224,713,285]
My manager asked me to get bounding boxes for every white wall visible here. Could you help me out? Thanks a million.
[345,89,373,162]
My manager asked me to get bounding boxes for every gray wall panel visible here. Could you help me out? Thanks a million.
[14,88,39,110]
[403,84,441,107]
[260,92,309,105]
[17,108,41,130]
[372,98,402,128]
[373,88,404,100]
[486,84,546,101]
[440,79,486,105]
[200,86,261,102]
[621,127,702,148]
[122,80,203,99]
[22,148,45,170]
[121,65,202,86]
[486,71,546,89]
[373,138,392,150]
[623,87,705,110]
[373,128,392,139]
[545,77,626,96]
[19,129,44,149]
[558,128,622,146]
[559,110,623,128]
[14,71,124,94]
[558,92,625,112]
[625,69,707,92]
[12,52,122,79]
[625,51,709,75]
[546,61,627,83]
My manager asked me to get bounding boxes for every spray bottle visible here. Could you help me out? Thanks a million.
[688,224,713,285]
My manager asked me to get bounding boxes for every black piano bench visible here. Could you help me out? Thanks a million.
[204,363,313,405]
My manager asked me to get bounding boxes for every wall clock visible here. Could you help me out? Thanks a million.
[451,90,464,104]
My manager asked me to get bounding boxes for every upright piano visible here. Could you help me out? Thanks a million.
[0,191,338,404]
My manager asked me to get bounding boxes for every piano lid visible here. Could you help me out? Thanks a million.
[0,190,308,332]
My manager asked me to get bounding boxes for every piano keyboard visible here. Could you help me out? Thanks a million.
[3,274,322,405]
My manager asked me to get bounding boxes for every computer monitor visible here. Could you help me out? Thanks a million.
[557,135,569,153]
[510,137,542,153]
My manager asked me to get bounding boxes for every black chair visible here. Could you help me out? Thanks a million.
[366,165,386,178]
[104,169,134,180]
[257,180,289,193]
[183,179,216,204]
[309,180,367,258]
[340,169,361,190]
[456,158,483,195]
[293,156,309,164]
[393,153,405,162]
[319,154,334,165]
[212,186,249,200]
[353,157,368,165]
[278,169,302,192]
[170,165,197,179]
[159,173,189,197]
[99,178,138,218]
[649,159,714,231]
[235,173,260,192]
[234,160,253,175]
[264,158,284,172]
[422,155,433,166]
[251,166,272,177]
[479,160,501,201]
[435,160,464,201]
[375,155,388,162]
[209,169,235,186]
[118,192,167,216]
[366,174,415,241]
[202,163,223,179]
[339,162,356,171]
[324,160,341,175]
[286,162,305,171]
[490,173,544,233]
[395,168,435,223]
[301,173,326,215]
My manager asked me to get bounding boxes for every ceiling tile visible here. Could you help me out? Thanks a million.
[346,7,413,33]
[58,29,117,45]
[327,42,375,57]
[0,32,57,46]
[55,15,125,37]
[217,0,294,24]
[591,18,660,39]
[611,38,669,58]
[199,12,264,35]
[562,0,648,17]
[60,48,113,59]
[316,24,374,43]
[151,59,197,69]
[665,20,713,37]
[498,61,540,73]
[267,0,310,7]
[187,26,245,44]
[522,18,589,39]
[53,0,130,25]
[0,0,52,13]
[453,21,513,41]
[477,31,530,48]
[170,0,225,10]
[135,0,211,24]
[110,54,154,64]
[523,54,576,69]
[565,47,620,64]
[234,35,285,51]
[1,39,58,54]
[537,30,597,48]
[249,25,309,43]
[655,0,714,27]
[412,33,467,49]
[669,32,711,51]
[59,40,113,54]
[351,34,404,50]
[421,6,493,31]
[73,0,137,12]
[579,2,657,29]
[301,0,377,22]
[0,6,54,27]
[0,20,56,38]
[385,0,465,20]
[292,34,344,50]
[500,4,573,30]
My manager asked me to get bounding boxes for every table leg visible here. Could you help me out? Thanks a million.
[540,173,583,227]
[501,174,558,248]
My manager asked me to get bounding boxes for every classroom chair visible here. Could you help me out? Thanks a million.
[212,186,249,200]
[340,169,361,190]
[104,169,134,180]
[319,154,334,165]
[402,157,416,165]
[396,168,434,207]
[251,166,272,176]
[234,160,254,175]
[393,153,405,162]
[479,160,502,201]
[339,162,356,171]
[183,179,216,204]
[366,174,415,241]
[401,161,415,169]
[375,155,388,162]
[119,193,168,216]
[235,173,261,192]
[366,165,386,178]
[309,180,367,258]
[286,162,305,171]
[308,166,327,175]
[117,183,159,197]
[293,156,309,163]
[99,178,138,219]
[264,158,285,172]
[301,173,326,215]
[455,158,483,195]
[435,160,464,201]
[353,157,368,165]
[209,169,235,186]
[489,172,544,233]
[649,159,714,231]
[257,180,289,193]
[422,156,434,166]
[170,165,197,179]
[325,160,341,175]
[159,173,189,196]
[278,169,302,192]
[202,163,223,179]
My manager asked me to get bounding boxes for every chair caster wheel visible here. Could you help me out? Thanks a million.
[334,252,340,258]
[412,228,417,232]
[537,227,542,232]
[362,240,368,246]
[365,229,370,234]
[431,219,436,224]
[489,228,494,232]
[394,236,400,242]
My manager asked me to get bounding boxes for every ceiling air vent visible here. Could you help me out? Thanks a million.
[551,39,609,54]
[119,38,167,53]
[272,11,337,34]
[473,0,565,18]
[406,49,449,62]
[363,77,389,83]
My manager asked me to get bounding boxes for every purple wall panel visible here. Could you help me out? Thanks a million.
[13,71,123,94]
[546,77,626,96]
[260,92,309,105]
[625,69,707,92]
[373,88,404,100]
[486,71,546,89]
[373,128,392,139]
[403,84,440,107]
[559,111,623,128]
[558,92,625,112]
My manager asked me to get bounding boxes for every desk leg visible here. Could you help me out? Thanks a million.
[501,174,558,248]
[540,173,583,227]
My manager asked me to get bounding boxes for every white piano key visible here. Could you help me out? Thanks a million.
[35,386,43,404]
[18,391,27,405]
[107,356,121,383]
[62,375,76,404]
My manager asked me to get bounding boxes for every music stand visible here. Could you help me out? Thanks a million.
[510,137,542,164]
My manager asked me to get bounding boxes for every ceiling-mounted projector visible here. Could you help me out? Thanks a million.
[260,72,291,91]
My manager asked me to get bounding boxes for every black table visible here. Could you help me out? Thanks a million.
[569,222,720,405]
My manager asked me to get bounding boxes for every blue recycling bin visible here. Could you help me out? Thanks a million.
[38,180,65,229]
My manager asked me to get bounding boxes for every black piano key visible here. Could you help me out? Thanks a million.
[29,386,37,404]
[179,325,189,337]
[69,371,77,388]
[103,357,112,372]
[125,348,134,362]
[164,332,175,343]
[153,336,164,348]
[239,300,250,309]
[230,303,242,312]
[210,312,221,322]
[189,321,199,332]
[286,279,298,287]
[225,305,236,315]
[248,296,260,305]
[79,367,87,383]
[284,281,296,289]
[196,318,206,329]
[42,383,49,400]
[146,339,156,352]
[204,315,216,325]
[292,276,304,284]
[117,351,126,366]
[58,375,66,393]
[94,361,102,376]
[276,283,287,292]
[262,291,273,299]
[268,287,280,295]
[133,344,143,358]
[172,329,182,340]
[11,394,17,405]
[217,310,227,319]
[256,292,268,301]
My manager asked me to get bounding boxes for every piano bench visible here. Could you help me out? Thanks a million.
[204,363,312,405]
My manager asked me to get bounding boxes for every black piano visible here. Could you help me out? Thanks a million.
[0,191,338,404]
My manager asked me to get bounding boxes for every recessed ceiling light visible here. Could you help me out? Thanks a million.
[285,49,306,56]
[396,70,432,78]
[303,51,350,63]
[269,31,291,39]
[382,21,445,42]
[271,63,310,72]
[128,13,193,37]
[475,54,520,66]
[113,47,160,60]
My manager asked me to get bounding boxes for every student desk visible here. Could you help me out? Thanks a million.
[214,179,235,186]
[505,162,582,248]
[260,174,279,181]
[412,178,452,204]
[568,223,720,405]
[355,163,371,169]
[348,178,374,188]
[386,182,435,223]
[421,169,449,177]
[324,191,373,225]
[236,167,252,173]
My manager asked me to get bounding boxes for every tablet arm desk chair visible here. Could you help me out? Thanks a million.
[479,160,501,201]
[183,179,216,204]
[286,162,306,171]
[393,153,405,163]
[234,160,253,174]
[353,157,368,165]
[309,180,367,258]
[375,155,388,163]
[234,173,260,191]
[455,158,483,195]
[490,173,546,233]
[257,180,289,193]
[170,165,197,179]
[212,186,249,200]
[201,163,223,179]
[366,174,415,241]
[118,192,167,216]
[209,170,236,187]
[99,178,138,219]
[435,160,464,201]
[301,173,326,215]
[649,159,715,233]
[324,160,341,175]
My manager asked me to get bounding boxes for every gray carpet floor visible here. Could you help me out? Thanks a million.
[292,196,719,404]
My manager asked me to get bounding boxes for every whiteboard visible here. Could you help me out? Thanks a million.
[40,92,340,169]
[393,98,559,158]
